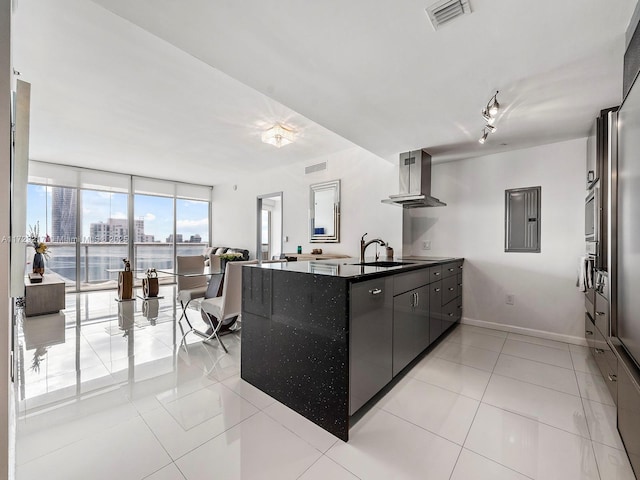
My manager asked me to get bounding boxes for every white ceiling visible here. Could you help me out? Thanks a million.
[12,0,637,184]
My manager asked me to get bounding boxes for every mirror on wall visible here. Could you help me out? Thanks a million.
[310,180,340,243]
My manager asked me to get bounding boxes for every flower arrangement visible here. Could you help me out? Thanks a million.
[219,252,243,261]
[29,222,50,275]
[28,222,50,259]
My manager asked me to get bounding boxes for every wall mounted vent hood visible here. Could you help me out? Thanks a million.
[382,149,446,208]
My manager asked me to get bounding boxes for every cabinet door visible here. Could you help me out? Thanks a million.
[393,285,429,376]
[349,277,393,415]
[429,281,443,344]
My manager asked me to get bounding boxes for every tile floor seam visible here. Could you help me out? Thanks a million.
[506,332,571,351]
[489,370,583,400]
[375,406,465,448]
[479,396,593,441]
[261,404,339,454]
[457,334,540,479]
[498,351,576,372]
[138,402,182,464]
[439,336,507,355]
[458,448,536,480]
[170,408,263,463]
[295,455,323,479]
[498,347,574,370]
[405,372,487,403]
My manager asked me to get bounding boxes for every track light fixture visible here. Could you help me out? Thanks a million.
[478,90,500,145]
[487,91,500,116]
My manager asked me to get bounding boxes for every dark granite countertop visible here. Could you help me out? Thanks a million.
[247,256,463,281]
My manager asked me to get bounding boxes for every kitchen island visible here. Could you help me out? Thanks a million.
[240,256,463,441]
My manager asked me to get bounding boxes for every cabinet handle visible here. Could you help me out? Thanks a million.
[369,288,382,295]
[458,305,462,309]
[415,292,419,307]
[459,265,463,269]
[448,268,454,272]
[411,292,418,307]
[434,272,441,276]
[435,288,441,292]
[608,374,617,382]
[595,311,605,316]
[595,348,605,354]
[458,283,462,287]
[448,287,454,291]
[448,313,454,317]
[586,330,593,335]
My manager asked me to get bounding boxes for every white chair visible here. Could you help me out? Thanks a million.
[176,255,208,329]
[199,260,257,352]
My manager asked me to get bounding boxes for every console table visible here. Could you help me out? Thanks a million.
[24,273,66,317]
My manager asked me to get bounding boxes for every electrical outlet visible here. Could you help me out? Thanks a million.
[422,240,431,250]
[506,294,515,305]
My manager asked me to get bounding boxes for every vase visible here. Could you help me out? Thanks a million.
[33,252,45,275]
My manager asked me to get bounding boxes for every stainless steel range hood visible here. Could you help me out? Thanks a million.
[382,150,446,208]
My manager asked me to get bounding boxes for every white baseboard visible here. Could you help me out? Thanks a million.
[460,316,588,347]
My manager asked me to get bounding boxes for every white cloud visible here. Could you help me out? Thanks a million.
[144,213,156,222]
[176,218,208,229]
[111,212,127,219]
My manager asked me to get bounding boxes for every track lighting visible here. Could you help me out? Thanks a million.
[482,109,495,125]
[488,91,500,116]
[478,90,501,145]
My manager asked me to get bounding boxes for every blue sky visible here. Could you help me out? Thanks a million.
[27,185,209,242]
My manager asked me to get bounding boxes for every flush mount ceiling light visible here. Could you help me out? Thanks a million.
[261,124,296,148]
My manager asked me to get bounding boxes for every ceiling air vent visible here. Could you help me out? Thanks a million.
[305,162,327,174]
[425,0,471,30]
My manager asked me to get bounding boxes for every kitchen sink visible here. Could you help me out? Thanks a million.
[351,261,415,267]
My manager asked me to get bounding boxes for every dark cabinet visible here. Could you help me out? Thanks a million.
[617,352,640,476]
[349,277,393,415]
[430,281,443,343]
[393,285,429,376]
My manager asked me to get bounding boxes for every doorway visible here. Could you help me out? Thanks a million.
[256,192,283,261]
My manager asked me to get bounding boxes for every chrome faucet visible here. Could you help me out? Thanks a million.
[360,233,386,263]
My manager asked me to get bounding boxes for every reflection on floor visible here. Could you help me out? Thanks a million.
[15,288,635,479]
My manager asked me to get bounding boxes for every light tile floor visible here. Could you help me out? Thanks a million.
[14,288,636,479]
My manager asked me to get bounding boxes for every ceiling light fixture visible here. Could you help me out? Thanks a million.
[261,124,296,148]
[482,109,495,125]
[487,91,500,116]
[478,90,501,145]
[478,128,489,144]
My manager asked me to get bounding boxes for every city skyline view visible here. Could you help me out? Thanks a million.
[26,185,209,244]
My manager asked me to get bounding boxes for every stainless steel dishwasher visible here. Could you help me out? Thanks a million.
[349,276,393,415]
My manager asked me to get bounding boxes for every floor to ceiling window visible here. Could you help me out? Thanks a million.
[25,184,77,287]
[134,194,174,276]
[176,198,210,257]
[27,161,212,291]
[80,190,129,290]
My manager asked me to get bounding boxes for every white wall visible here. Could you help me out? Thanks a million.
[212,146,402,259]
[1,0,12,477]
[405,138,586,341]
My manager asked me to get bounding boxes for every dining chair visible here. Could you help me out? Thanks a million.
[199,260,257,352]
[176,255,208,329]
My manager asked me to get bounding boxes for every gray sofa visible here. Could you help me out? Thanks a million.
[203,246,250,266]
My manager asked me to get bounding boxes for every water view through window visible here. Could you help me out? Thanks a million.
[27,183,211,291]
